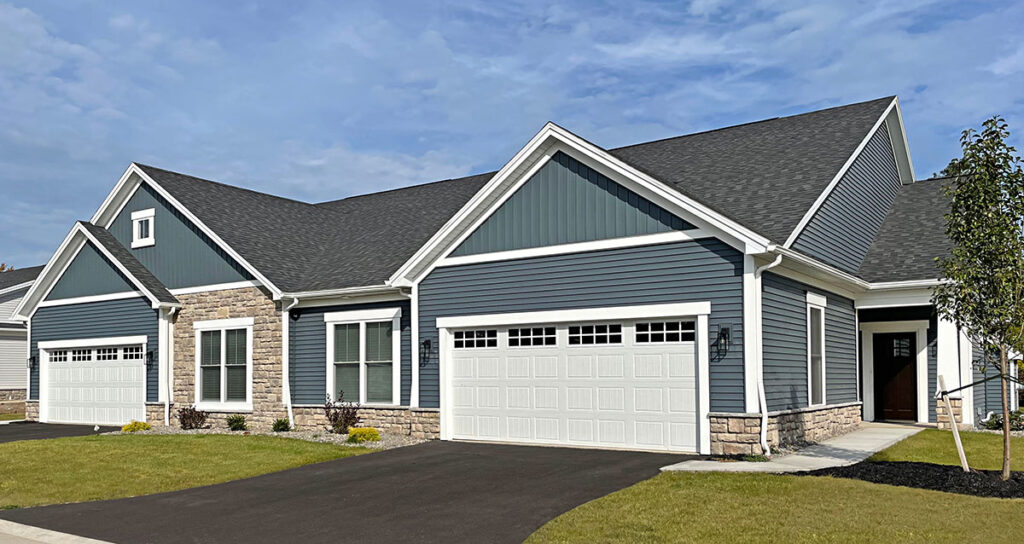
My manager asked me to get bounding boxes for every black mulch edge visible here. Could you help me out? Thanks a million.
[802,461,1024,499]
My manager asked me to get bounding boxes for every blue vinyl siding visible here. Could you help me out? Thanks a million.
[419,239,745,411]
[972,342,1009,420]
[791,122,902,273]
[46,242,136,301]
[761,273,858,411]
[452,151,695,256]
[29,297,159,402]
[108,182,252,289]
[289,300,411,405]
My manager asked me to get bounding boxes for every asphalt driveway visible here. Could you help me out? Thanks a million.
[0,440,686,543]
[0,422,117,444]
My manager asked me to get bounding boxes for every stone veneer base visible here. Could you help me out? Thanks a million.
[24,400,38,421]
[936,397,966,430]
[0,388,26,402]
[292,406,440,440]
[709,403,863,456]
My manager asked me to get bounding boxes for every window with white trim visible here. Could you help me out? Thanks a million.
[509,327,556,347]
[71,349,92,362]
[131,208,155,248]
[326,308,401,406]
[569,324,622,345]
[194,319,253,409]
[453,329,497,349]
[807,303,826,406]
[635,321,694,343]
[50,350,68,362]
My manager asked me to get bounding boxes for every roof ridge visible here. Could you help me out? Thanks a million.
[134,163,319,208]
[315,170,496,207]
[609,96,895,152]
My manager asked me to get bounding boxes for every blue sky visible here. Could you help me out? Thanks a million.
[2,0,1022,267]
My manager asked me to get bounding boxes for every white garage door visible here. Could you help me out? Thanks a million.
[43,344,146,425]
[447,319,698,452]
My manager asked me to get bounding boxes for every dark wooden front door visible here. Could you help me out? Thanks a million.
[874,332,917,421]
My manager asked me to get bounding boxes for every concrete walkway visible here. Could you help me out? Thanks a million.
[0,520,111,544]
[662,422,923,473]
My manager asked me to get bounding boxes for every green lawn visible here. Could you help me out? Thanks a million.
[0,413,24,421]
[0,434,370,509]
[527,430,1024,544]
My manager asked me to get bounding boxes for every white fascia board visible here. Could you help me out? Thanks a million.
[193,317,255,330]
[38,335,148,350]
[280,284,405,301]
[437,230,713,268]
[324,307,401,324]
[92,164,282,298]
[888,97,917,184]
[169,280,262,296]
[771,247,869,290]
[783,98,898,249]
[37,291,144,308]
[389,122,771,287]
[855,287,935,309]
[436,302,711,329]
[11,225,87,321]
[0,281,34,297]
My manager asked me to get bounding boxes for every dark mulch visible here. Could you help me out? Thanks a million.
[804,461,1024,499]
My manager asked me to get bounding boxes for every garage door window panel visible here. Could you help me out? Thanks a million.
[636,321,695,343]
[453,329,497,349]
[509,327,556,347]
[568,324,622,345]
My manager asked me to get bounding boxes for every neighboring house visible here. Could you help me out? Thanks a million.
[13,96,1009,455]
[0,265,43,401]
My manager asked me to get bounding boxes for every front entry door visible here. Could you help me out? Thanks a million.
[873,333,917,421]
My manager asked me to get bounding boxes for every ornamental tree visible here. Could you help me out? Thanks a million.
[933,116,1024,480]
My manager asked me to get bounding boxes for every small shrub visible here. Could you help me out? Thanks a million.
[324,393,360,435]
[272,418,292,432]
[226,414,247,431]
[177,405,208,430]
[121,420,151,433]
[741,454,771,462]
[347,427,381,443]
[982,409,1024,431]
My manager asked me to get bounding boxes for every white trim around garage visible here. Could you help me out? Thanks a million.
[859,320,929,424]
[436,302,712,330]
[38,335,149,350]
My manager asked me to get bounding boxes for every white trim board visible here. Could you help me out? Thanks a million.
[169,280,262,296]
[38,335,148,350]
[194,317,255,330]
[37,291,144,308]
[324,308,402,406]
[0,281,34,297]
[90,164,282,298]
[324,307,402,324]
[437,231,712,268]
[436,302,712,329]
[859,320,930,424]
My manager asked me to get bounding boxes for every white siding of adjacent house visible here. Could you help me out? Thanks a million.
[0,287,29,389]
[0,287,28,320]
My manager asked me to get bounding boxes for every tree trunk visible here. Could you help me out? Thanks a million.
[1001,346,1011,481]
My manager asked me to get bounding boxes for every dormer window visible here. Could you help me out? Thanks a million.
[131,208,155,248]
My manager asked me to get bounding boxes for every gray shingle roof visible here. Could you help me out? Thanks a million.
[0,265,43,291]
[137,164,491,292]
[78,222,179,305]
[858,177,951,282]
[609,97,894,243]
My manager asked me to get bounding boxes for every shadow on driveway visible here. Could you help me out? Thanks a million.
[0,440,688,543]
[0,422,117,444]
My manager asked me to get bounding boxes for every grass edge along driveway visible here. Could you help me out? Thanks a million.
[0,434,370,509]
[527,430,1024,544]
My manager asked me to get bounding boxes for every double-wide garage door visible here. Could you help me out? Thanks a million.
[449,318,698,452]
[43,343,146,425]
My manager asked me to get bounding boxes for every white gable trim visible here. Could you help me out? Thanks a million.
[12,223,180,320]
[90,164,282,298]
[783,97,916,249]
[389,123,772,287]
[0,281,34,297]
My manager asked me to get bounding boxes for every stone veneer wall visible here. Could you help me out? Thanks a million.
[25,400,38,420]
[292,406,440,440]
[0,388,26,401]
[709,403,863,455]
[161,286,286,430]
[936,397,965,430]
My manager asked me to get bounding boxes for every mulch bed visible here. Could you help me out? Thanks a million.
[804,461,1024,499]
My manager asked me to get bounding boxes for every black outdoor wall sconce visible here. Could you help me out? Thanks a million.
[419,339,432,365]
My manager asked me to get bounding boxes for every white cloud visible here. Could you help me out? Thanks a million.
[988,47,1024,75]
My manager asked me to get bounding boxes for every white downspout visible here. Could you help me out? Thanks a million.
[282,297,300,427]
[165,307,179,426]
[754,253,783,456]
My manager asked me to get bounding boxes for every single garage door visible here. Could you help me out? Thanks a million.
[448,318,697,452]
[43,344,146,425]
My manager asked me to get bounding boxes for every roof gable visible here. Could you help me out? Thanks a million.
[451,151,695,257]
[46,240,136,301]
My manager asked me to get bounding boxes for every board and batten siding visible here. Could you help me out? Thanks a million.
[29,297,159,402]
[791,122,903,274]
[108,182,253,289]
[289,300,412,405]
[419,239,745,412]
[761,272,858,411]
[451,151,695,257]
[46,242,136,301]
[0,332,27,388]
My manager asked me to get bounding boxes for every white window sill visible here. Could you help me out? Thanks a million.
[132,239,155,249]
[195,402,253,413]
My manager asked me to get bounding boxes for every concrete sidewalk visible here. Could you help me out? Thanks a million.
[662,422,923,473]
[0,520,110,544]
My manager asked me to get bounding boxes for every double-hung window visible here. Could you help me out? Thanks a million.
[325,307,401,406]
[194,317,253,410]
[131,208,155,248]
[806,292,827,406]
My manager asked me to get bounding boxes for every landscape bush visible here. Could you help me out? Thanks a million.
[983,409,1024,432]
[226,414,247,431]
[272,418,291,432]
[323,393,360,434]
[177,405,208,430]
[347,427,381,443]
[121,420,151,433]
